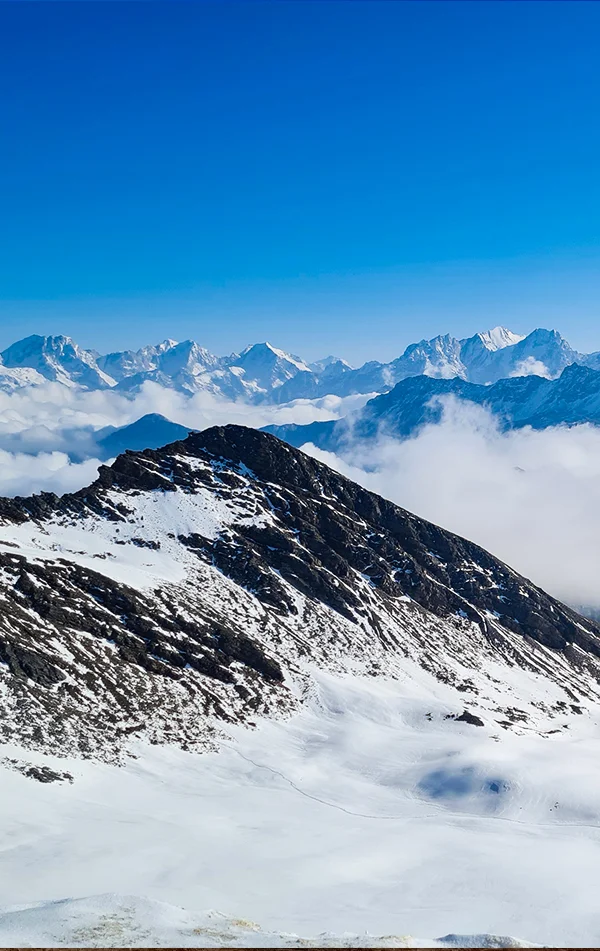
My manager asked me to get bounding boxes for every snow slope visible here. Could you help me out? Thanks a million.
[0,664,598,945]
[0,426,599,946]
[0,894,538,948]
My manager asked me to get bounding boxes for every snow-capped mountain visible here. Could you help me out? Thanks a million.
[274,327,592,401]
[264,362,600,450]
[0,364,48,392]
[108,340,314,400]
[308,354,353,373]
[1,335,115,389]
[477,327,525,350]
[3,326,599,401]
[465,328,579,384]
[230,342,311,390]
[0,424,599,762]
[96,338,179,381]
[109,340,226,395]
[2,426,600,946]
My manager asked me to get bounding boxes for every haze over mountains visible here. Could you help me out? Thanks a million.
[2,325,600,402]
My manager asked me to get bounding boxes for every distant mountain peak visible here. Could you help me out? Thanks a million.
[527,327,567,344]
[309,354,353,372]
[0,325,599,401]
[268,361,600,455]
[239,341,310,367]
[477,327,524,351]
[1,334,115,389]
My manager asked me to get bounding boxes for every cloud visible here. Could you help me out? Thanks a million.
[1,380,599,614]
[0,382,370,496]
[0,450,103,498]
[509,356,552,378]
[302,395,600,611]
[0,382,370,451]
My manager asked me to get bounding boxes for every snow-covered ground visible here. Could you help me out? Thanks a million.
[0,894,537,948]
[0,476,273,589]
[0,894,539,948]
[1,668,599,947]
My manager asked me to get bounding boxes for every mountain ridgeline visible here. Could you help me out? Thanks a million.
[264,362,600,451]
[0,425,598,765]
[1,326,600,402]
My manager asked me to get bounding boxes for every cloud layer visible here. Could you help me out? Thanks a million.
[304,396,600,611]
[0,382,369,496]
[0,383,599,612]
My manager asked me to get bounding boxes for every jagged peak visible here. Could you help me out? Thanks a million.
[237,341,309,366]
[523,327,569,345]
[477,327,524,351]
[557,361,598,380]
[2,333,79,357]
[401,333,460,357]
[309,354,353,372]
[148,338,178,354]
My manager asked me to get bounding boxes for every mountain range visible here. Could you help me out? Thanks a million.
[2,326,600,402]
[264,362,600,452]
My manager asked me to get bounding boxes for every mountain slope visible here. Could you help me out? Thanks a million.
[97,339,179,381]
[0,425,598,765]
[0,893,537,948]
[3,427,600,945]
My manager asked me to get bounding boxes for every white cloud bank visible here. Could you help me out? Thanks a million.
[303,396,600,611]
[0,384,599,612]
[0,451,102,498]
[0,383,370,497]
[509,356,552,379]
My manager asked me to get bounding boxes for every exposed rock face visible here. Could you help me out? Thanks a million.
[0,425,598,764]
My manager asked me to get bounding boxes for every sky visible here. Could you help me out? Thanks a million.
[1,0,600,362]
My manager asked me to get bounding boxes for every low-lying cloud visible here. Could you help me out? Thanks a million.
[509,356,552,379]
[0,450,103,499]
[303,396,600,611]
[0,383,599,612]
[0,382,369,497]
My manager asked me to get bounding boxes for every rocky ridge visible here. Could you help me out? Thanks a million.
[0,425,598,764]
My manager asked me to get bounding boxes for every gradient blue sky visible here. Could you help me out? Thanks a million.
[1,0,600,362]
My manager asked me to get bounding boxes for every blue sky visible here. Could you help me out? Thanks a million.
[1,0,600,362]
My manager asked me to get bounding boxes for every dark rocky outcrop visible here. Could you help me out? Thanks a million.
[0,424,598,762]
